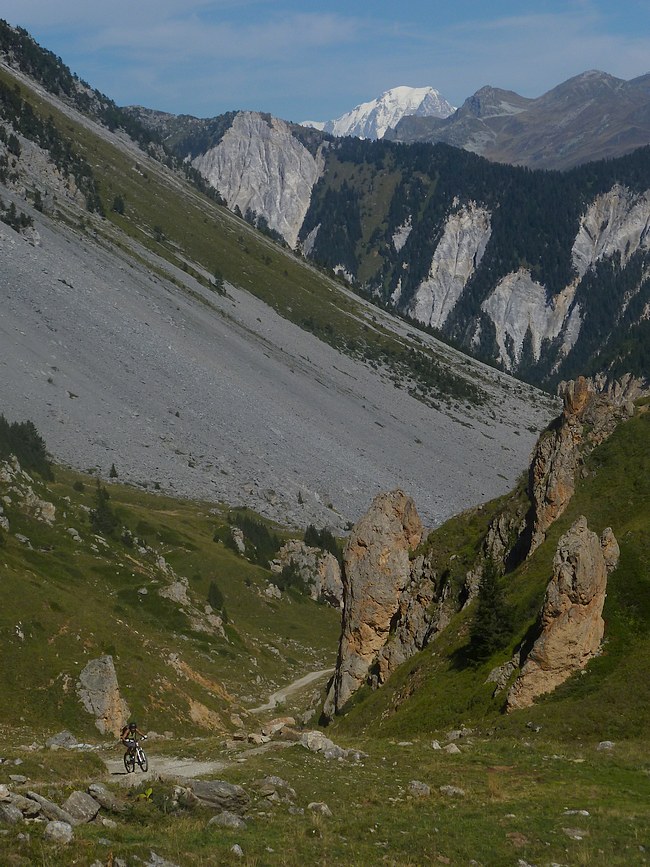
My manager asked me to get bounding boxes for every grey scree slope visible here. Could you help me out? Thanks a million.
[0,212,555,531]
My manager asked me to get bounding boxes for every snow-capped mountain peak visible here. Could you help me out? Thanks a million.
[303,85,455,140]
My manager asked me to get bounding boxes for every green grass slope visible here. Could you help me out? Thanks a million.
[0,456,340,742]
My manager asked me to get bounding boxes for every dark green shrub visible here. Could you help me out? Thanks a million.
[90,480,119,537]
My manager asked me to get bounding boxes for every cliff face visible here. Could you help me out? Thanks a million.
[407,203,491,329]
[506,517,619,711]
[124,101,650,386]
[191,112,325,249]
[528,374,643,555]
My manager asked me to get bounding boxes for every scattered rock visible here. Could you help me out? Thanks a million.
[62,791,101,823]
[439,785,465,798]
[188,780,250,814]
[43,820,74,844]
[208,811,248,830]
[0,803,23,825]
[8,775,27,784]
[307,801,332,817]
[87,782,126,814]
[45,730,78,750]
[144,852,181,867]
[407,780,431,798]
[597,741,615,751]
[7,794,40,818]
[443,744,461,755]
[563,827,588,840]
[430,740,442,750]
[253,776,296,803]
[230,844,244,858]
[26,791,78,826]
[299,730,367,762]
[261,716,295,737]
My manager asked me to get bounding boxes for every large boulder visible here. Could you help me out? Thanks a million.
[43,820,74,843]
[62,790,101,823]
[76,655,130,736]
[186,780,250,814]
[507,517,619,711]
[323,490,423,717]
[87,782,126,814]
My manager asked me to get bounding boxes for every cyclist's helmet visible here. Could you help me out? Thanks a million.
[129,722,137,731]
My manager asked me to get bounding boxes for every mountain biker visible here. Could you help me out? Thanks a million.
[120,721,147,754]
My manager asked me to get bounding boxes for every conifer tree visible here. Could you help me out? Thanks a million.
[468,558,512,664]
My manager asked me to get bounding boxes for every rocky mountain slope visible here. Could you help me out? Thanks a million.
[137,104,650,392]
[0,24,556,532]
[301,85,455,140]
[386,70,650,170]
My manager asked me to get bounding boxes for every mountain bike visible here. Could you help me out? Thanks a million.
[123,736,148,773]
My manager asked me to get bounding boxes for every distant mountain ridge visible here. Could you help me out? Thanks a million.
[386,70,650,170]
[135,99,650,390]
[302,85,455,140]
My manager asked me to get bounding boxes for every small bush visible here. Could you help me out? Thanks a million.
[90,480,119,536]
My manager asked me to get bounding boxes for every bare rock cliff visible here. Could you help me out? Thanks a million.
[507,516,619,711]
[323,490,423,718]
[528,374,643,555]
[191,112,324,248]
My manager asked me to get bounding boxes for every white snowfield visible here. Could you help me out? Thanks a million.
[303,85,455,140]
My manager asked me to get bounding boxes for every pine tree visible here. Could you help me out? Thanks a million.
[468,558,513,664]
[90,480,119,536]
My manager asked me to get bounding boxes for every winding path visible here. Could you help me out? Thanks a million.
[249,667,334,714]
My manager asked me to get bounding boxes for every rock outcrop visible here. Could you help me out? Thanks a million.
[506,517,619,711]
[271,540,343,607]
[191,112,325,248]
[408,203,491,329]
[528,374,643,554]
[76,655,130,736]
[373,552,451,681]
[323,490,423,718]
[481,270,581,372]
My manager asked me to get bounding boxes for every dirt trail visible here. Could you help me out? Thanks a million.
[249,667,334,714]
[102,667,333,785]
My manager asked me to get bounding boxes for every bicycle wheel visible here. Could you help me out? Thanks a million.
[137,747,148,772]
[124,751,136,773]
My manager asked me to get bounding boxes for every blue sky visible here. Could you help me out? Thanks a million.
[3,1,650,121]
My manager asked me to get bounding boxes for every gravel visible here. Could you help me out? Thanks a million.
[0,204,556,531]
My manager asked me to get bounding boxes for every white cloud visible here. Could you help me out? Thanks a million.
[2,2,649,120]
